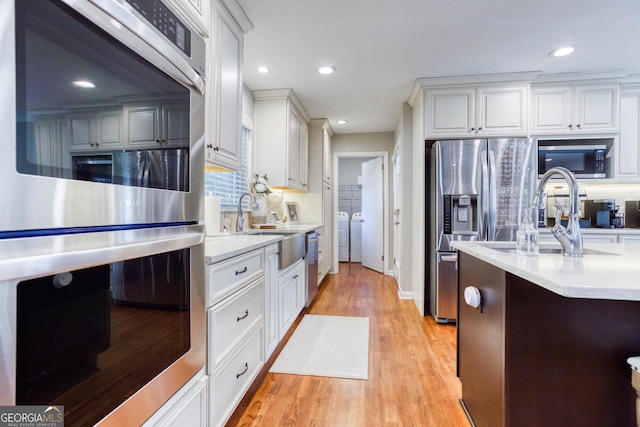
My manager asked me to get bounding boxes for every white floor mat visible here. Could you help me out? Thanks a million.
[269,314,369,380]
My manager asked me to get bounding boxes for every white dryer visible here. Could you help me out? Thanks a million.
[338,211,350,262]
[350,212,363,263]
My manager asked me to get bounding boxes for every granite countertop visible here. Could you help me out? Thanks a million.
[204,223,323,264]
[450,241,640,301]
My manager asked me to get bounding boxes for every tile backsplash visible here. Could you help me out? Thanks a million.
[544,182,640,218]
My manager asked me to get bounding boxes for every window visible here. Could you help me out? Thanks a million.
[204,126,251,210]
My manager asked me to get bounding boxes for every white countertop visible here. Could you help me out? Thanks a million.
[450,241,640,301]
[539,227,640,235]
[205,234,282,264]
[204,223,323,264]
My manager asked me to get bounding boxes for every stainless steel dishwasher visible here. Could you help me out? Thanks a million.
[306,231,319,306]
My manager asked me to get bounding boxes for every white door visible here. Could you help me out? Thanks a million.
[361,157,384,273]
[392,147,401,284]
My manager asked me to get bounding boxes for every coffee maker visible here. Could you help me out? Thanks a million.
[584,199,617,228]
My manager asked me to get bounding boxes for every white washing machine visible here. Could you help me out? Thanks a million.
[350,212,363,263]
[338,211,350,262]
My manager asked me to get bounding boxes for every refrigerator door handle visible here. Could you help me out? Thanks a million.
[487,150,497,241]
[480,152,489,240]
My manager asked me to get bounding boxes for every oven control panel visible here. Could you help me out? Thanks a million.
[125,0,192,56]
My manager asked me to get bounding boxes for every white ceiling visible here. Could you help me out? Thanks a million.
[238,0,640,134]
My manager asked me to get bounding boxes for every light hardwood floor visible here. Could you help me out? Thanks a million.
[229,263,470,426]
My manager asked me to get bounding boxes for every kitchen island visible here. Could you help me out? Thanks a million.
[451,241,640,427]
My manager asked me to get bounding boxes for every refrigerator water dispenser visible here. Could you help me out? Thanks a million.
[443,194,477,234]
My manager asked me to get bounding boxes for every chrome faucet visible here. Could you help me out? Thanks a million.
[532,167,583,257]
[236,192,257,232]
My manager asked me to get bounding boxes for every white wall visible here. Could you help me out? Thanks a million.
[332,132,395,274]
[410,88,426,315]
[393,102,414,299]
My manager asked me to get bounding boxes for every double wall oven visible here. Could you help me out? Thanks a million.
[2,0,206,425]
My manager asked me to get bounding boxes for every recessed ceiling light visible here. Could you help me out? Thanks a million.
[72,80,96,88]
[257,66,270,73]
[336,120,347,125]
[318,66,335,75]
[551,46,575,57]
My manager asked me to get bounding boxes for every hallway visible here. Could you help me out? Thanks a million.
[229,263,470,426]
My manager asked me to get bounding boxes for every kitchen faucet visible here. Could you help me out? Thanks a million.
[236,192,257,232]
[532,167,583,257]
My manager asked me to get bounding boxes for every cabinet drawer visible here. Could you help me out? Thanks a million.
[209,325,264,427]
[208,278,264,371]
[207,249,264,305]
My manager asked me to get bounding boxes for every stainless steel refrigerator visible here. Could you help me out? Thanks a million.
[428,138,537,323]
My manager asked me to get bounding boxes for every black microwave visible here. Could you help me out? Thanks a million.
[538,144,607,178]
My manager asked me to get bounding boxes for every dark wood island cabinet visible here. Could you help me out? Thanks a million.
[457,251,640,427]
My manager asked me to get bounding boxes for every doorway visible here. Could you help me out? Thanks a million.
[333,152,389,275]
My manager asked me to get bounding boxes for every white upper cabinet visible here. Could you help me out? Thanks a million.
[426,84,528,138]
[618,88,640,180]
[531,84,620,135]
[253,89,310,192]
[69,108,123,152]
[322,127,332,184]
[124,103,189,149]
[205,0,252,171]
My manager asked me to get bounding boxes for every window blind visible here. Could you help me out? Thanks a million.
[204,126,251,210]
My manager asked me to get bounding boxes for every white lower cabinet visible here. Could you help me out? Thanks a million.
[209,324,263,427]
[540,229,640,244]
[278,258,306,341]
[206,248,266,427]
[208,278,264,370]
[619,235,640,244]
[143,369,208,427]
[264,244,280,359]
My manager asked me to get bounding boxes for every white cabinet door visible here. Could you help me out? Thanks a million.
[287,104,301,188]
[69,113,93,151]
[278,267,298,340]
[293,260,306,312]
[95,109,123,148]
[426,87,475,137]
[427,85,528,138]
[477,86,528,136]
[264,244,279,358]
[125,105,161,148]
[583,234,618,244]
[162,103,190,147]
[298,119,309,189]
[619,235,640,244]
[205,3,243,171]
[575,85,619,133]
[69,109,123,151]
[531,84,620,135]
[150,374,208,427]
[531,86,573,134]
[618,92,640,179]
[322,127,332,183]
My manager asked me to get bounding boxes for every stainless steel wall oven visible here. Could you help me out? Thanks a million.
[1,0,206,425]
[3,0,205,237]
[1,227,205,426]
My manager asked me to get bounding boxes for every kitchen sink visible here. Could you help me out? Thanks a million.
[245,230,305,268]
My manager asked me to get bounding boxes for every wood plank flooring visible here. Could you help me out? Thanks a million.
[228,263,470,427]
